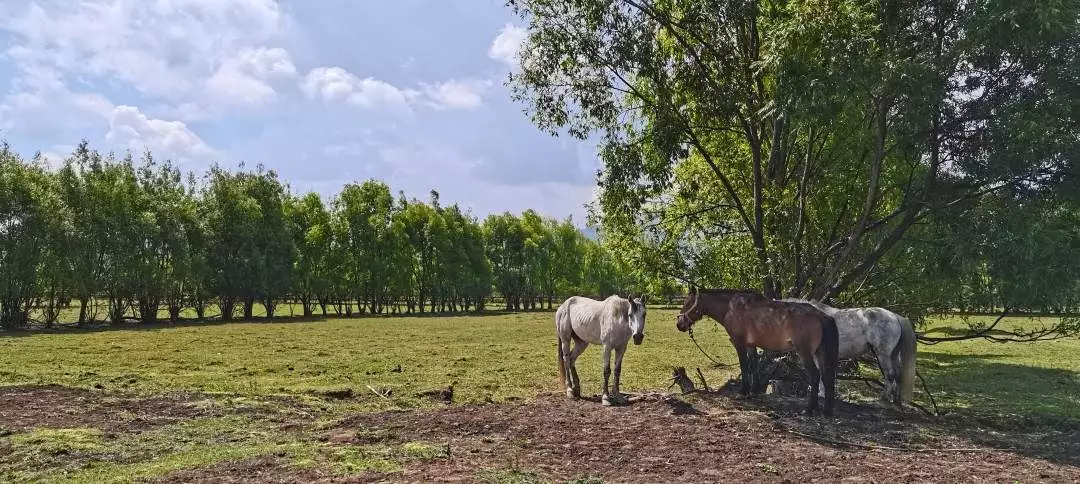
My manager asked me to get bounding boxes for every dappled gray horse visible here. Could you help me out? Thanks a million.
[556,294,647,406]
[782,298,917,405]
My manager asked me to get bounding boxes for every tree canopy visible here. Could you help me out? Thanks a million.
[506,0,1080,329]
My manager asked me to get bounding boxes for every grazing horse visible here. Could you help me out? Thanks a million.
[676,287,839,416]
[556,294,647,406]
[781,298,917,405]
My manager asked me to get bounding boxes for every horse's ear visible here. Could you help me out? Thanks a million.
[640,294,648,305]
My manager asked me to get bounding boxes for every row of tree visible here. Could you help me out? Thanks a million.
[0,141,638,329]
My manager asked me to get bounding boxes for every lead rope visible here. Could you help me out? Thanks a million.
[687,325,727,367]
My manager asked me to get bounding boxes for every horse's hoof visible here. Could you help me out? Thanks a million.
[601,396,613,406]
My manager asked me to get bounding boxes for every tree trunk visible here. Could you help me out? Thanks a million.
[195,299,207,320]
[108,296,126,325]
[78,297,90,326]
[139,296,159,324]
[264,297,276,319]
[243,296,255,320]
[301,296,313,317]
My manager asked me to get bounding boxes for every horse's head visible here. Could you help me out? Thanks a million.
[676,286,703,332]
[627,294,647,345]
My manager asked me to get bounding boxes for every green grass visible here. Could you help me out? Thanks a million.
[0,310,1077,482]
[0,310,726,407]
[1,416,288,483]
[2,310,1077,416]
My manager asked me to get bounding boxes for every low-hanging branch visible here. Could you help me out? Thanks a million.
[917,308,1080,345]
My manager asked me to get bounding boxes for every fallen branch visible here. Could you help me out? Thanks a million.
[625,391,678,403]
[696,368,711,392]
[671,367,696,394]
[366,385,392,400]
[915,370,939,415]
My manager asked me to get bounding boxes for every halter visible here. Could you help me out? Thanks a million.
[679,291,728,366]
[677,290,700,321]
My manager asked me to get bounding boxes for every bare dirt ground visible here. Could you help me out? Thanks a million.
[1,384,1078,483]
[319,391,1080,483]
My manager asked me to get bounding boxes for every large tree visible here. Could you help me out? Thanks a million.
[507,0,1080,321]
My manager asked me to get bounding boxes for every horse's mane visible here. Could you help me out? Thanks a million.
[697,288,766,299]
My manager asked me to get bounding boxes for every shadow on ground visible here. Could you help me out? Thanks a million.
[688,351,1080,468]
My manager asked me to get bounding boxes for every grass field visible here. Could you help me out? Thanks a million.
[0,309,1077,482]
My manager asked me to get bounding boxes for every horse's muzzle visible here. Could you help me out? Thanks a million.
[633,333,644,345]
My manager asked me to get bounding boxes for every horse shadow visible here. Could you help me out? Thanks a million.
[686,354,1080,467]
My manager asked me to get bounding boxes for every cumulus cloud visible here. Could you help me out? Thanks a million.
[206,47,297,106]
[2,0,291,113]
[489,23,526,67]
[0,65,113,134]
[421,79,489,110]
[106,105,218,162]
[302,67,490,112]
[301,66,418,111]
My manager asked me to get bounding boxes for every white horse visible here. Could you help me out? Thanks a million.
[781,298,917,405]
[556,294,647,406]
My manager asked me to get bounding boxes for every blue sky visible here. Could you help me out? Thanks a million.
[0,0,600,225]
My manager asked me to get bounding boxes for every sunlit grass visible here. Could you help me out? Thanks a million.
[1,310,1078,417]
[0,309,1076,482]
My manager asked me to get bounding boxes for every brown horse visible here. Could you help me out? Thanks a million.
[675,287,839,416]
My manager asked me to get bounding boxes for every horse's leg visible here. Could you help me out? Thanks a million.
[817,352,836,417]
[567,336,589,399]
[559,334,575,397]
[814,354,825,399]
[869,342,898,404]
[749,347,767,395]
[800,352,821,415]
[731,340,751,396]
[601,344,614,406]
[882,342,903,405]
[743,346,765,396]
[611,343,627,404]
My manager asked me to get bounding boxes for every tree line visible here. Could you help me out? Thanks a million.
[0,141,638,329]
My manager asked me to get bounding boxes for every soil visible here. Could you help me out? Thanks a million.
[0,384,223,434]
[322,391,1080,483]
[1,385,1077,483]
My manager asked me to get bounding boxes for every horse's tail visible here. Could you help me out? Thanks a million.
[555,301,568,390]
[819,314,840,379]
[897,315,917,402]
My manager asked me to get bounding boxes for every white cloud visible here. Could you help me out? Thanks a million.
[301,66,418,111]
[2,0,290,113]
[105,105,218,162]
[489,23,526,67]
[422,79,489,110]
[0,65,113,133]
[302,67,490,112]
[206,47,296,106]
